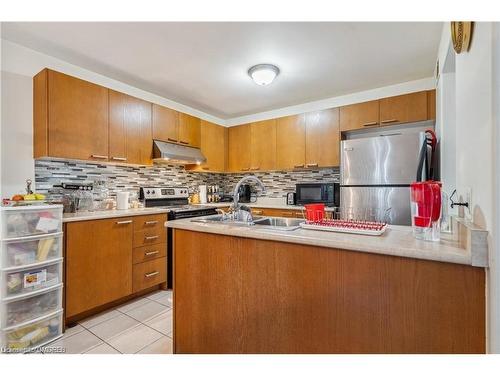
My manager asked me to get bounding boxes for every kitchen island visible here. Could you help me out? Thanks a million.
[167,217,487,354]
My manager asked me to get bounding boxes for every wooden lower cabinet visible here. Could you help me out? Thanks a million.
[173,230,485,354]
[65,214,167,321]
[251,207,304,218]
[65,217,134,318]
[133,257,167,293]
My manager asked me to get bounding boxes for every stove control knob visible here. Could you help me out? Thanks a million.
[151,190,155,194]
[146,190,150,194]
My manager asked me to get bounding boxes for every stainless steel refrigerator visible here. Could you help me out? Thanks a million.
[340,124,432,225]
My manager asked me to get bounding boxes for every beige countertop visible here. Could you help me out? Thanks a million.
[166,216,488,268]
[63,207,169,222]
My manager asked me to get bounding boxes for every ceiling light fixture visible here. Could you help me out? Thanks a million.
[248,64,280,86]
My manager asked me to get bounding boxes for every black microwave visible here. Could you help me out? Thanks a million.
[295,183,339,207]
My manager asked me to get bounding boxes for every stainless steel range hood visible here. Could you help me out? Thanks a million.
[153,140,206,165]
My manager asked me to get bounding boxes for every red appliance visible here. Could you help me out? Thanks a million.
[410,181,442,241]
[304,203,325,222]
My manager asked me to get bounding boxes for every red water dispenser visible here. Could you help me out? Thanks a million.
[410,181,442,242]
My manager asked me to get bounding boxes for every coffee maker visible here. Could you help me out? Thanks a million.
[238,184,252,203]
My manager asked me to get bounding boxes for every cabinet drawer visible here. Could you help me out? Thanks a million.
[133,243,166,264]
[133,214,167,231]
[133,257,167,292]
[133,227,166,247]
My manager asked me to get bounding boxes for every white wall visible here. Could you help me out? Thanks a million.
[491,22,500,355]
[437,22,497,352]
[1,71,35,198]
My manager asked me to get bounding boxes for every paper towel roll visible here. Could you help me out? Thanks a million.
[199,185,207,204]
[116,191,130,210]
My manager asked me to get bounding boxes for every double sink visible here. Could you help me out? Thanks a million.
[192,215,304,231]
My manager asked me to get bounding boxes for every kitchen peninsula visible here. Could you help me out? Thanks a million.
[168,218,487,354]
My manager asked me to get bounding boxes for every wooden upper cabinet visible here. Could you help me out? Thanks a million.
[152,104,179,143]
[379,91,428,126]
[339,100,380,132]
[65,217,133,318]
[305,108,340,168]
[276,114,306,170]
[34,69,109,161]
[427,89,436,120]
[109,90,153,165]
[250,119,276,171]
[228,124,251,172]
[187,120,227,172]
[178,113,201,148]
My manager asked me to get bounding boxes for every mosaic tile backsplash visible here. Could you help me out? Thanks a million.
[35,159,339,199]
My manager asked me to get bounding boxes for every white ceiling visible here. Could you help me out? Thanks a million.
[1,22,442,119]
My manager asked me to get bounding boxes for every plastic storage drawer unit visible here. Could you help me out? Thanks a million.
[1,310,63,352]
[1,285,63,328]
[1,205,63,239]
[2,260,62,299]
[2,233,63,268]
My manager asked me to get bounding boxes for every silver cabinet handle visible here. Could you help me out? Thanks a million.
[111,156,127,161]
[91,154,108,159]
[362,121,378,127]
[250,167,260,170]
[145,220,158,225]
[179,140,189,145]
[306,163,318,167]
[380,119,398,124]
[252,210,263,215]
[145,235,159,240]
[145,271,159,278]
[145,250,160,256]
[293,164,304,168]
[240,167,250,171]
[116,220,132,225]
[167,138,178,143]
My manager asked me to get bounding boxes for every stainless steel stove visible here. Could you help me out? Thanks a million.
[139,186,218,289]
[139,186,218,220]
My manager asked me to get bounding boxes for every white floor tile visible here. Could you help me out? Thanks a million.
[47,330,103,354]
[151,294,172,307]
[146,290,172,301]
[107,324,162,354]
[125,300,168,322]
[63,324,85,338]
[88,313,140,341]
[116,297,150,313]
[79,309,122,329]
[84,343,120,354]
[144,309,173,336]
[137,336,173,354]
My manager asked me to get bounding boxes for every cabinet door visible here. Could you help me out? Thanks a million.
[188,120,227,172]
[47,70,109,161]
[65,218,133,318]
[228,124,251,172]
[109,90,153,165]
[179,113,201,148]
[276,114,306,170]
[379,91,428,126]
[339,100,379,132]
[305,108,340,168]
[250,119,276,171]
[152,104,179,143]
[427,90,436,120]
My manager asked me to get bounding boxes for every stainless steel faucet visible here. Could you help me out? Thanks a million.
[232,176,267,211]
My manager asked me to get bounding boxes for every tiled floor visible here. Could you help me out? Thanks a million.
[45,290,173,354]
